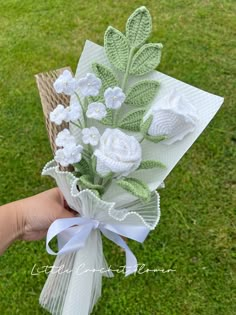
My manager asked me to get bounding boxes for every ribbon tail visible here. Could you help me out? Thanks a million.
[100,228,138,277]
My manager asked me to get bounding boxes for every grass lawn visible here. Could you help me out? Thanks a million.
[0,0,235,314]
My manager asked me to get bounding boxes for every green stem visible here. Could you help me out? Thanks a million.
[70,121,82,129]
[121,47,136,91]
[75,92,82,106]
[113,47,136,126]
[75,92,87,128]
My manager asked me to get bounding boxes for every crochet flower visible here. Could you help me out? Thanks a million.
[55,129,76,147]
[94,128,142,177]
[86,102,107,120]
[82,127,100,146]
[146,89,199,144]
[49,104,67,125]
[53,70,79,95]
[55,143,83,167]
[104,87,126,109]
[65,100,82,122]
[78,73,102,96]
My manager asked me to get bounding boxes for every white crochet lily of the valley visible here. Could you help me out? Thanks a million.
[65,100,82,122]
[55,128,76,147]
[82,127,101,146]
[50,101,81,125]
[146,89,199,144]
[78,73,102,96]
[39,160,160,315]
[94,128,142,177]
[104,87,126,109]
[53,70,79,96]
[86,102,107,120]
[55,143,83,167]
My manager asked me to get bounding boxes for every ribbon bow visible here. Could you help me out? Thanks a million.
[46,216,150,276]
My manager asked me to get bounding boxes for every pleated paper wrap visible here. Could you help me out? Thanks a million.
[35,70,160,315]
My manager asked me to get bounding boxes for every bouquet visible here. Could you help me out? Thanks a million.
[35,6,224,315]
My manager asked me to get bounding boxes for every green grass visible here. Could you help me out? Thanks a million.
[0,0,235,314]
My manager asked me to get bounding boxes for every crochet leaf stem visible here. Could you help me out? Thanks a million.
[113,47,136,126]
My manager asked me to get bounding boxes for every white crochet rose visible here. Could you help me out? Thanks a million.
[94,128,142,177]
[146,89,199,144]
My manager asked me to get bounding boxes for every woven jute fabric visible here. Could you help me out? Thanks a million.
[35,67,72,155]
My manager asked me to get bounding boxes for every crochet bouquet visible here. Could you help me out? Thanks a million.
[36,6,224,315]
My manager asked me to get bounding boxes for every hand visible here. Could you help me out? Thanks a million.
[17,188,76,241]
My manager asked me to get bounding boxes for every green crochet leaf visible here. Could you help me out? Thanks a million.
[140,115,153,134]
[100,108,113,126]
[92,62,119,92]
[79,175,104,193]
[125,80,160,107]
[104,26,129,72]
[118,109,145,131]
[117,177,151,202]
[130,43,163,75]
[140,116,167,143]
[144,134,167,143]
[126,6,152,48]
[74,158,91,175]
[138,160,166,170]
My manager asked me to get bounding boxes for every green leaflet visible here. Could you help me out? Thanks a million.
[104,26,129,72]
[140,115,153,134]
[144,134,167,143]
[138,160,166,170]
[117,177,151,202]
[74,158,91,175]
[125,80,160,107]
[126,6,152,48]
[130,43,163,75]
[100,108,113,125]
[92,62,119,92]
[140,116,167,143]
[79,175,104,193]
[118,109,145,131]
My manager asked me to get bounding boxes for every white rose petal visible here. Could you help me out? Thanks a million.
[55,143,83,167]
[104,86,126,109]
[146,89,199,144]
[53,70,79,96]
[86,102,107,120]
[55,129,76,147]
[49,104,67,125]
[82,127,100,146]
[78,73,102,96]
[94,128,142,177]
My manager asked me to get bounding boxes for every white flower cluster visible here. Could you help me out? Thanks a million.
[50,70,126,126]
[54,129,83,167]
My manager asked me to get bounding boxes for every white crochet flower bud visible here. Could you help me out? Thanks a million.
[146,89,199,144]
[94,128,142,177]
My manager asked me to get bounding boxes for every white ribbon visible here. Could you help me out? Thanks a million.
[46,216,150,276]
